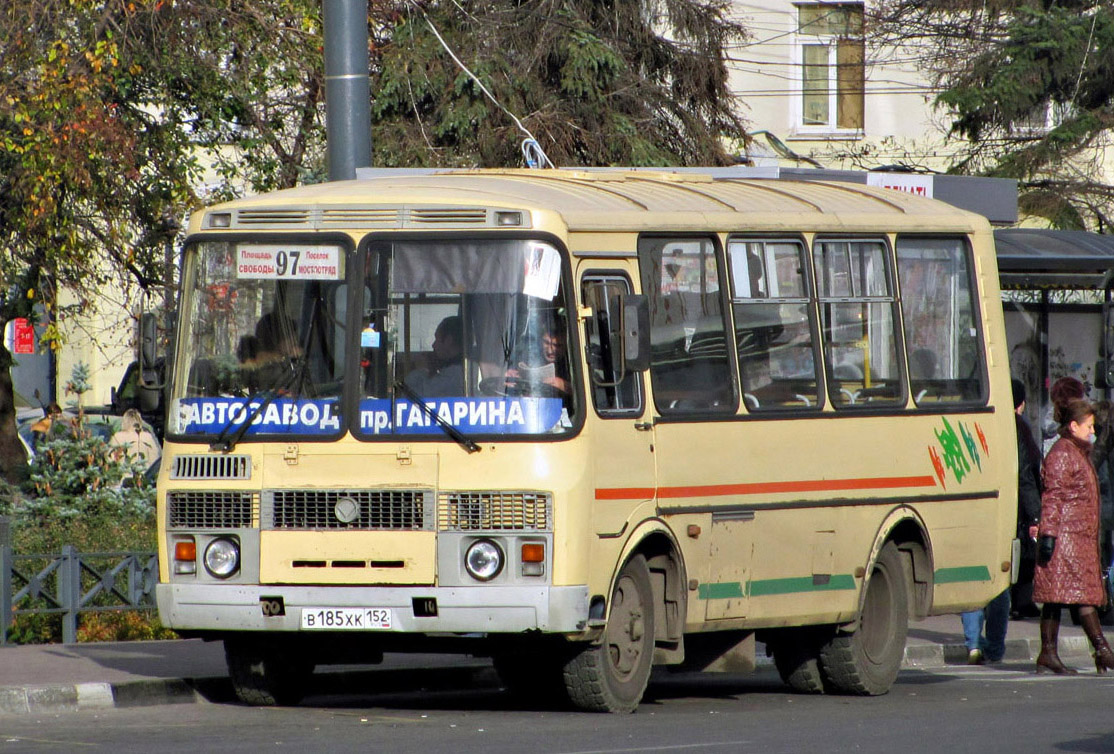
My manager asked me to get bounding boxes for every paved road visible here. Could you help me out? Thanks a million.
[2,661,1113,753]
[0,613,1096,717]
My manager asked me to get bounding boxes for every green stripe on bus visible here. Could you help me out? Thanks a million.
[698,582,745,600]
[749,575,856,596]
[934,566,992,584]
[698,575,856,599]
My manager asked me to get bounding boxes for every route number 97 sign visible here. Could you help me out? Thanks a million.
[236,244,343,280]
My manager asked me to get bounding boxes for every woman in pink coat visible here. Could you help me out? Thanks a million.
[1033,397,1114,673]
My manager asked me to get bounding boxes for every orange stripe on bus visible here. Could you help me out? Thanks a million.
[595,475,937,501]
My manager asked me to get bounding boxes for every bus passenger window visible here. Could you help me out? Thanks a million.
[639,238,736,414]
[814,239,902,407]
[727,240,819,410]
[582,276,642,415]
[896,237,987,405]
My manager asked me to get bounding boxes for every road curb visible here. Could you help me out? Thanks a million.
[0,638,1098,717]
[0,663,497,717]
[903,636,1092,669]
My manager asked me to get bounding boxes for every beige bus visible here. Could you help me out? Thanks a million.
[156,168,1018,712]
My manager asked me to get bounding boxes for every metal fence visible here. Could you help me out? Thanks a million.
[0,517,158,645]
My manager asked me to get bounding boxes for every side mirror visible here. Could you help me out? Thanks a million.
[139,312,158,371]
[138,373,160,412]
[623,295,651,372]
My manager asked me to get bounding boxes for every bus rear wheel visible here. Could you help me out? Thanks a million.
[819,542,908,695]
[563,554,655,713]
[225,639,315,706]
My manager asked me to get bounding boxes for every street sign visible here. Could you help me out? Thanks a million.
[12,318,34,355]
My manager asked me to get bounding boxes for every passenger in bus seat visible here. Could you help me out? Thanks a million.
[405,315,465,397]
[505,321,571,397]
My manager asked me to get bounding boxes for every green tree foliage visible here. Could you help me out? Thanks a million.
[369,0,749,167]
[0,0,749,481]
[869,0,1114,229]
[0,0,325,481]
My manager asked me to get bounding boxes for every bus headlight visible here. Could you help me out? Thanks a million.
[203,537,240,579]
[464,540,504,581]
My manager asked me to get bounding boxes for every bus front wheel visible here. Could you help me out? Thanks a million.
[225,639,315,706]
[563,554,655,713]
[819,542,909,695]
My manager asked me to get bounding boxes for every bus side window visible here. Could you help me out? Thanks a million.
[896,236,987,405]
[727,239,820,410]
[814,239,903,407]
[638,237,736,414]
[582,275,642,415]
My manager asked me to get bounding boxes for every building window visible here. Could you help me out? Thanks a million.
[796,3,864,132]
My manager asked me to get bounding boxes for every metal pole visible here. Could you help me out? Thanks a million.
[1,516,11,644]
[323,0,372,181]
[60,545,80,644]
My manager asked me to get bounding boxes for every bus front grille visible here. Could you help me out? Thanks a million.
[437,491,552,531]
[167,491,257,529]
[263,489,434,530]
[170,454,252,480]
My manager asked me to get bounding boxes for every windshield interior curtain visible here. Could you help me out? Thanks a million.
[392,241,528,294]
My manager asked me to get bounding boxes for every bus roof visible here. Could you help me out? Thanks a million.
[195,169,988,235]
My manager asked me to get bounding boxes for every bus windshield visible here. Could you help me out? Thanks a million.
[358,238,577,438]
[169,237,577,440]
[170,239,350,440]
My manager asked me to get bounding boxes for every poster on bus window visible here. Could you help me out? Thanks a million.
[359,397,565,435]
[173,397,342,436]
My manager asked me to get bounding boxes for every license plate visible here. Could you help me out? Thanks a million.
[300,607,393,630]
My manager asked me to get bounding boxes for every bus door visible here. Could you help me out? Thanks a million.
[637,237,753,620]
[580,272,655,539]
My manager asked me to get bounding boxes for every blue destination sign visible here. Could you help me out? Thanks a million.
[176,397,341,436]
[360,397,564,435]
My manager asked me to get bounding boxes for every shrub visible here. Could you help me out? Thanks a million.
[1,364,164,643]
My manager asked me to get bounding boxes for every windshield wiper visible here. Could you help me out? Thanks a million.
[393,380,481,454]
[209,361,303,452]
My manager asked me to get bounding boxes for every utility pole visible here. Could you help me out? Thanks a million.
[322,0,373,180]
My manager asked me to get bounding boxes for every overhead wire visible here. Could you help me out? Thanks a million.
[409,1,556,168]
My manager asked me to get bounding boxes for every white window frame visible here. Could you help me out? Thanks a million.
[790,2,865,138]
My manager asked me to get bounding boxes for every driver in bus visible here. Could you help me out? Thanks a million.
[405,315,465,397]
[244,312,303,393]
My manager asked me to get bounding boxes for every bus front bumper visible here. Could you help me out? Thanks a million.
[156,583,590,634]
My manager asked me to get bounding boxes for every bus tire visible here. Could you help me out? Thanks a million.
[819,542,908,695]
[772,630,828,694]
[563,554,655,713]
[225,640,314,706]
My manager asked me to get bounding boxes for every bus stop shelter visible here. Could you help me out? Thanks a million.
[994,228,1114,450]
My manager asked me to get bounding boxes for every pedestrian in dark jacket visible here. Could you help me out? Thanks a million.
[1091,401,1114,590]
[1033,397,1114,673]
[1011,379,1042,619]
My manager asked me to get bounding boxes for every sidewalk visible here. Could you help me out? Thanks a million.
[0,614,1094,716]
